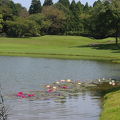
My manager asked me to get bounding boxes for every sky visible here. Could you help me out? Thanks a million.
[13,0,97,9]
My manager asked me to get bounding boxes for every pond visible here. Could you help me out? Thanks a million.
[0,56,120,120]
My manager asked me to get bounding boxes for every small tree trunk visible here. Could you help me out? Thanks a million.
[116,35,118,45]
[115,22,119,47]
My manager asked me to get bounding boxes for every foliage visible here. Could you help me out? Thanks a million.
[76,1,84,14]
[89,0,120,45]
[42,6,66,34]
[29,0,41,14]
[58,0,70,8]
[0,0,120,43]
[6,18,40,37]
[0,14,3,33]
[93,0,102,7]
[83,2,90,13]
[14,3,28,18]
[54,2,70,16]
[110,0,120,45]
[28,13,51,35]
[43,0,53,6]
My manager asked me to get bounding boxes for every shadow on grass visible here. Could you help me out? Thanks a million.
[74,43,120,52]
[112,50,120,53]
[101,86,120,97]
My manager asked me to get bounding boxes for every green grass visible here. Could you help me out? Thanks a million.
[100,90,120,120]
[0,35,120,62]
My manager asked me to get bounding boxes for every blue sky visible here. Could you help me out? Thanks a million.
[13,0,97,9]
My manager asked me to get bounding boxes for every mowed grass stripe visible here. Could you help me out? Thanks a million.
[0,35,120,62]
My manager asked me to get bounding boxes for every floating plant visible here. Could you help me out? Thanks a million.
[15,78,120,101]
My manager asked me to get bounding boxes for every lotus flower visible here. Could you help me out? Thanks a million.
[18,92,23,95]
[67,79,72,82]
[46,85,51,88]
[21,95,27,98]
[60,80,65,82]
[56,81,60,84]
[78,82,81,85]
[62,86,68,89]
[47,89,53,93]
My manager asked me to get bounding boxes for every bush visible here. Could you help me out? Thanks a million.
[5,18,40,37]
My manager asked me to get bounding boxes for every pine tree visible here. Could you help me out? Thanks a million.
[0,14,3,33]
[83,2,89,13]
[58,0,70,8]
[43,0,53,6]
[69,0,82,33]
[70,0,79,17]
[70,0,76,12]
[9,1,18,15]
[29,0,41,14]
[93,0,102,7]
[76,1,84,14]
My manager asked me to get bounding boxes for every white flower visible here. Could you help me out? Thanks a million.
[60,80,65,82]
[67,79,72,82]
[78,82,81,85]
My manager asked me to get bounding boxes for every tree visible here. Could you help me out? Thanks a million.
[58,0,70,8]
[83,2,90,13]
[88,0,120,43]
[28,13,51,34]
[88,1,111,38]
[6,18,40,37]
[66,0,84,35]
[54,2,70,15]
[29,0,41,14]
[70,0,76,13]
[43,0,53,6]
[42,6,66,34]
[76,1,84,14]
[8,1,18,15]
[0,0,16,21]
[0,14,3,33]
[93,0,102,7]
[15,3,29,17]
[110,0,120,45]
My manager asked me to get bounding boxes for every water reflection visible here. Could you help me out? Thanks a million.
[7,92,101,120]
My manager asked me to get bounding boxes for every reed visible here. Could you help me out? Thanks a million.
[0,84,7,120]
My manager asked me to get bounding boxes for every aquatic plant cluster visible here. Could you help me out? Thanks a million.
[17,78,120,101]
[17,92,35,98]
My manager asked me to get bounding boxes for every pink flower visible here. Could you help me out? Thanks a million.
[21,95,27,98]
[17,94,22,97]
[18,92,23,95]
[17,92,36,98]
[31,94,35,96]
[62,86,68,89]
[17,92,24,97]
[47,89,53,93]
[27,94,32,97]
[27,94,35,97]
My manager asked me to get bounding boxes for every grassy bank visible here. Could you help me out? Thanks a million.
[100,90,120,120]
[0,35,120,62]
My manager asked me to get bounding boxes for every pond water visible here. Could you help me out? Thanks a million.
[0,56,120,120]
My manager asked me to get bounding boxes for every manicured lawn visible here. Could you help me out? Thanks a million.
[0,35,120,62]
[100,90,120,120]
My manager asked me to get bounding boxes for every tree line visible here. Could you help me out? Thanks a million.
[0,0,120,42]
